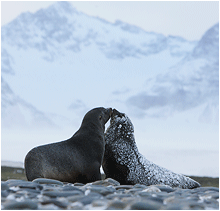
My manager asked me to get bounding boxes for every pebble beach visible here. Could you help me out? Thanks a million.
[1,178,219,210]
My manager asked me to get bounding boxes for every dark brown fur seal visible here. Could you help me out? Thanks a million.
[25,107,112,183]
[103,109,201,189]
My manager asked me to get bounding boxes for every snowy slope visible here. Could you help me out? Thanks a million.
[1,77,57,129]
[1,1,198,128]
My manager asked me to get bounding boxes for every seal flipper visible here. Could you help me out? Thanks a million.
[25,147,44,181]
[103,158,130,184]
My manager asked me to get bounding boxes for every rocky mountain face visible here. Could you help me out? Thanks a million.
[1,1,218,129]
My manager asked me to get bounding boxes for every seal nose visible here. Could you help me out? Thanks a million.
[106,108,112,116]
[103,108,112,123]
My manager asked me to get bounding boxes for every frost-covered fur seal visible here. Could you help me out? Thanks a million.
[25,107,112,183]
[103,109,201,189]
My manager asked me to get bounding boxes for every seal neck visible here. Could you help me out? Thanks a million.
[78,120,104,136]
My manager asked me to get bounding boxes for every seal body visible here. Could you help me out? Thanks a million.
[25,107,112,183]
[103,109,201,189]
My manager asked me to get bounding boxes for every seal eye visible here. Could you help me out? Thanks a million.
[99,115,102,120]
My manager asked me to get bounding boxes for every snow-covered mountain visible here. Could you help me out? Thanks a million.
[1,2,195,61]
[1,1,201,128]
[127,23,219,122]
[1,2,219,176]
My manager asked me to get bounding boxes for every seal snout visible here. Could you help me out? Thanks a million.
[103,108,112,123]
[106,108,112,117]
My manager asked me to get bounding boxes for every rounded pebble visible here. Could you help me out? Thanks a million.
[107,200,127,210]
[86,199,108,209]
[19,183,43,190]
[1,182,9,191]
[142,186,161,192]
[130,200,161,210]
[115,185,133,190]
[41,199,68,208]
[3,200,38,210]
[133,184,148,189]
[106,193,133,200]
[92,178,120,186]
[32,178,64,185]
[73,182,85,186]
[62,185,82,191]
[88,185,116,196]
[43,190,83,198]
[5,180,31,187]
[154,185,174,193]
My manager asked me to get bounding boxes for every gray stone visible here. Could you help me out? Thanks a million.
[165,204,186,210]
[73,182,85,187]
[87,199,108,209]
[5,180,31,187]
[32,178,64,186]
[143,195,164,204]
[43,190,83,198]
[1,190,10,198]
[68,201,84,210]
[133,184,148,189]
[3,200,38,210]
[1,182,11,198]
[92,178,120,186]
[154,185,174,193]
[115,185,134,190]
[125,188,143,194]
[130,200,162,210]
[107,200,127,210]
[62,185,83,192]
[138,191,153,197]
[78,195,99,205]
[19,183,43,190]
[1,182,9,191]
[86,191,103,199]
[106,193,133,200]
[142,186,161,192]
[67,194,86,203]
[41,199,68,208]
[208,192,219,199]
[88,185,116,196]
[196,187,219,192]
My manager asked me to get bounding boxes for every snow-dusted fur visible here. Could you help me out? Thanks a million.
[103,109,201,189]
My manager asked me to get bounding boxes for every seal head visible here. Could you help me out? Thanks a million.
[25,107,112,183]
[103,109,201,189]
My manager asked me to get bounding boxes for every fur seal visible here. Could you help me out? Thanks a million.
[25,107,112,183]
[103,109,201,189]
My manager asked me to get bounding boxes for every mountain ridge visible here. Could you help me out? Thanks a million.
[1,2,218,128]
[2,1,196,63]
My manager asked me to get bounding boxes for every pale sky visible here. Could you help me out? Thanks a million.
[1,1,219,41]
